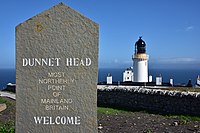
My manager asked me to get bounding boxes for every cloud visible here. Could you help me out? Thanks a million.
[99,59,133,68]
[185,26,194,31]
[176,25,194,32]
[123,60,132,64]
[167,57,196,63]
[152,57,198,64]
[149,57,200,69]
[99,57,200,69]
[114,59,119,63]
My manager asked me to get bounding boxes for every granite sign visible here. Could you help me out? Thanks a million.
[16,3,99,133]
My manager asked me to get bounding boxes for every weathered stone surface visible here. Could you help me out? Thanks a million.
[0,103,7,112]
[16,3,98,133]
[97,85,200,116]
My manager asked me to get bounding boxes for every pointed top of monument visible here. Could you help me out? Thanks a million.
[16,2,98,29]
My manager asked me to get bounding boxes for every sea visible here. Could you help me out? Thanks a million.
[0,69,16,90]
[0,68,200,90]
[98,68,200,85]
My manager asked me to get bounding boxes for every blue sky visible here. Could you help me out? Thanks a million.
[0,0,200,69]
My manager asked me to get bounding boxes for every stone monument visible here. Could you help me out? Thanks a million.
[16,3,99,133]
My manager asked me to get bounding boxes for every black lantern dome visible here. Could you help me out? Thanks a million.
[135,36,146,54]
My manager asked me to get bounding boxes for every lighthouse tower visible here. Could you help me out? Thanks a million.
[132,37,149,82]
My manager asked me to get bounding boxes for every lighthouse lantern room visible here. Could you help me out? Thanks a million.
[132,37,149,82]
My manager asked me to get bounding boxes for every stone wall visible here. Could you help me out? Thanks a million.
[97,85,200,116]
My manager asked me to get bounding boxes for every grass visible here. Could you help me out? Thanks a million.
[1,97,200,133]
[165,115,200,125]
[98,106,200,122]
[0,97,7,104]
[0,97,15,133]
[143,129,154,133]
[167,114,200,121]
[0,121,15,133]
[97,107,129,115]
[0,97,13,106]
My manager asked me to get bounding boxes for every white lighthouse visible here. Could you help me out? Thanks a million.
[132,37,149,82]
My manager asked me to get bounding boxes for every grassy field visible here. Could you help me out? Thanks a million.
[98,106,200,121]
[0,97,15,133]
[97,107,129,115]
[1,97,200,133]
[98,106,200,132]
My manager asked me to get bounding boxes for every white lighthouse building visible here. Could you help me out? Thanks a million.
[132,37,149,82]
[123,67,134,82]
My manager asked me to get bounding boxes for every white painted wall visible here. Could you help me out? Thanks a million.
[170,78,173,86]
[133,59,148,82]
[156,76,162,85]
[149,75,153,82]
[123,69,134,82]
[107,76,112,84]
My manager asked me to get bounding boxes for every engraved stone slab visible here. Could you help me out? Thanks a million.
[16,3,99,133]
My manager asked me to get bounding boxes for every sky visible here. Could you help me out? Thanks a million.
[0,0,200,69]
